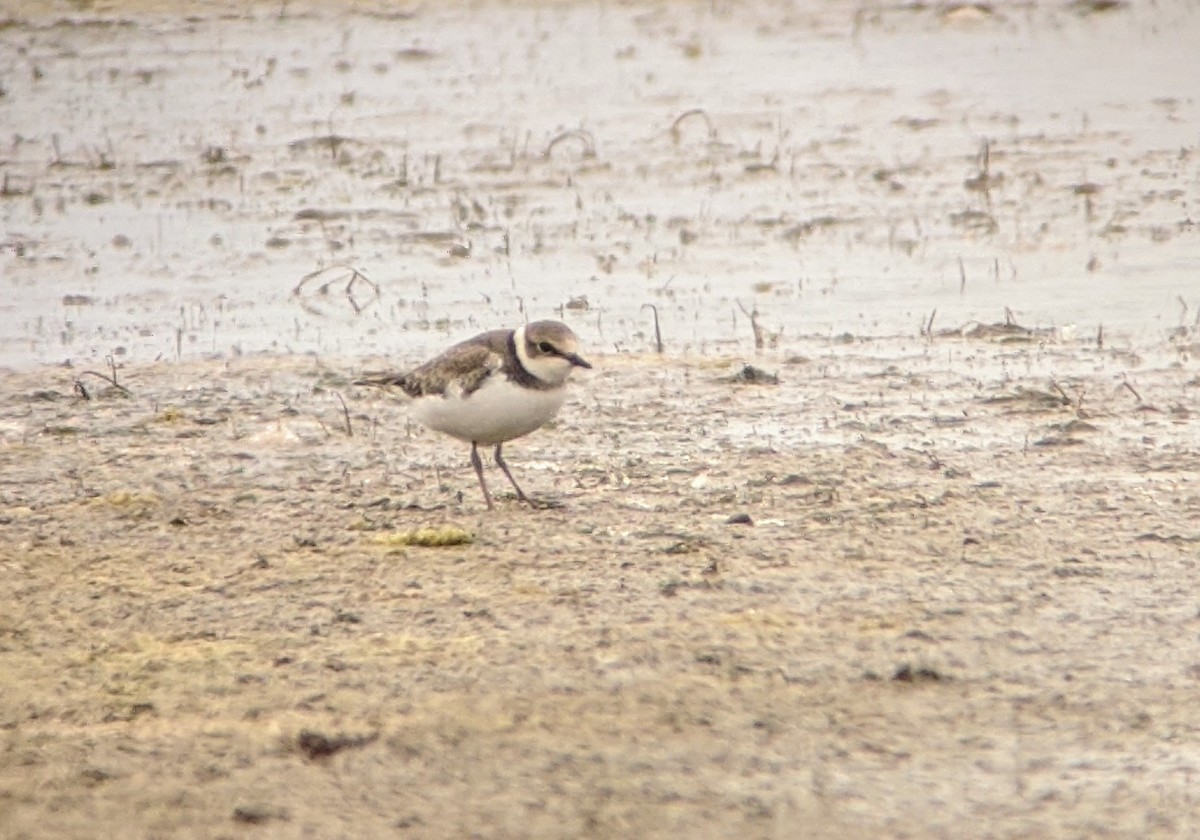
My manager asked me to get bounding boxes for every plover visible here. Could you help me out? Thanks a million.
[356,320,592,509]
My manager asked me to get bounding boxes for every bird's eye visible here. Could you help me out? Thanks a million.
[537,341,555,354]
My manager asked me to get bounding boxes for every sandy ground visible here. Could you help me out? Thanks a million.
[3,0,1200,838]
[3,337,1199,838]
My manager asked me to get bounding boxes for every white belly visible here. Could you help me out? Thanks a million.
[410,377,568,445]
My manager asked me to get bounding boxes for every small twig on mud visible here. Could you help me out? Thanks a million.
[964,138,996,197]
[1049,379,1072,406]
[336,392,353,437]
[1050,379,1086,413]
[921,308,938,338]
[744,148,779,174]
[293,265,329,296]
[292,265,380,315]
[543,129,596,160]
[736,300,764,351]
[1121,377,1143,405]
[75,367,133,397]
[669,108,716,144]
[641,304,664,353]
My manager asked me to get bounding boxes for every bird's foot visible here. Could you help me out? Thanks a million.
[521,495,565,510]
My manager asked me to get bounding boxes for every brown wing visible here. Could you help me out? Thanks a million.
[355,330,510,398]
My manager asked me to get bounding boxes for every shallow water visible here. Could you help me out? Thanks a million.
[1,0,1197,371]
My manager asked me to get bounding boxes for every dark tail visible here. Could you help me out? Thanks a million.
[354,374,402,387]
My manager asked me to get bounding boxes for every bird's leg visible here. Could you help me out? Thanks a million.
[470,442,495,510]
[493,444,531,504]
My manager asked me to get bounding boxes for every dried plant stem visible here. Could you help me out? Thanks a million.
[736,300,764,350]
[922,308,938,337]
[669,108,716,143]
[641,304,664,353]
[1121,377,1143,404]
[336,392,353,437]
[543,129,596,160]
[74,369,132,397]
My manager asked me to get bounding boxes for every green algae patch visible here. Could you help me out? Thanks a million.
[371,527,474,547]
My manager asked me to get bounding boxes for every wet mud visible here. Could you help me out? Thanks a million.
[2,1,1199,838]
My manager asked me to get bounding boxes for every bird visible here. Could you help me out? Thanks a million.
[355,320,592,509]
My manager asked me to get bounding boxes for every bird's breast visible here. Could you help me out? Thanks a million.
[409,376,569,445]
